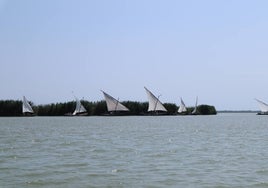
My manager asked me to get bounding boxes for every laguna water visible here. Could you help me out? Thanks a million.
[1,114,268,187]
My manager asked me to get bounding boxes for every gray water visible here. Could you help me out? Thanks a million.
[1,114,268,187]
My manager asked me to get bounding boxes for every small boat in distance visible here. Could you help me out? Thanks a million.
[22,96,34,116]
[72,97,88,116]
[192,96,198,115]
[101,90,130,115]
[178,98,187,114]
[144,87,167,115]
[255,98,268,115]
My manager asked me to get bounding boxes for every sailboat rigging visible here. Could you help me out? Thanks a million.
[22,96,34,115]
[192,96,198,115]
[144,87,167,114]
[178,98,187,114]
[255,98,268,115]
[101,90,129,115]
[71,97,88,116]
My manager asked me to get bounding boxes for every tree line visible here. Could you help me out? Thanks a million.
[0,100,217,116]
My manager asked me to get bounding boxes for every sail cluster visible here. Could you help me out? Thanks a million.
[22,88,201,115]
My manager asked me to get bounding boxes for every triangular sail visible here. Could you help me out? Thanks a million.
[178,98,187,113]
[192,96,198,114]
[144,87,167,112]
[73,98,87,115]
[102,91,129,112]
[22,96,34,114]
[255,98,268,112]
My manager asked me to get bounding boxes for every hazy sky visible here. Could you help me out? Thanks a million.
[1,0,268,110]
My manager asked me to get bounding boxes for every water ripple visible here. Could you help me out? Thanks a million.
[1,115,268,187]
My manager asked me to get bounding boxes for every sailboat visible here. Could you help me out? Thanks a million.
[144,87,167,115]
[101,90,130,115]
[255,98,268,115]
[72,97,88,116]
[178,98,187,114]
[191,96,198,115]
[22,96,34,116]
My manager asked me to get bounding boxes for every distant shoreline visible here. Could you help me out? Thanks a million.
[218,110,258,113]
[0,99,217,116]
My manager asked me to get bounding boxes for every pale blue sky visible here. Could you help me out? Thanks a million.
[1,0,268,110]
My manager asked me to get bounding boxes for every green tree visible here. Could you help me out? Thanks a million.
[198,105,217,115]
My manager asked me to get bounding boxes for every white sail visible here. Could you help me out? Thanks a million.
[22,96,34,114]
[144,87,167,112]
[192,96,198,114]
[255,99,268,113]
[102,91,129,112]
[72,98,87,115]
[178,98,187,113]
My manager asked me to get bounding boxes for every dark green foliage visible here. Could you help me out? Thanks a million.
[0,100,22,116]
[197,104,217,115]
[122,101,148,115]
[80,100,93,115]
[163,103,178,114]
[37,102,76,116]
[186,107,194,114]
[91,101,106,115]
[0,100,217,116]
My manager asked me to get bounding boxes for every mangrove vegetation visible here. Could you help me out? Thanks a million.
[0,99,217,116]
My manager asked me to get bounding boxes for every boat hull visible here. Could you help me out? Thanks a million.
[101,111,131,116]
[257,112,268,115]
[145,111,168,116]
[22,112,35,116]
[64,112,88,116]
[75,112,88,116]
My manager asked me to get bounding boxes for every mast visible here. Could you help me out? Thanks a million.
[115,98,120,111]
[153,95,161,112]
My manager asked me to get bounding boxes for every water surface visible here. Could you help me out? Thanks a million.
[1,114,268,187]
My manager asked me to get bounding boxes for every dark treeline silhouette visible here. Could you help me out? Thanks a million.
[0,100,23,116]
[0,100,217,116]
